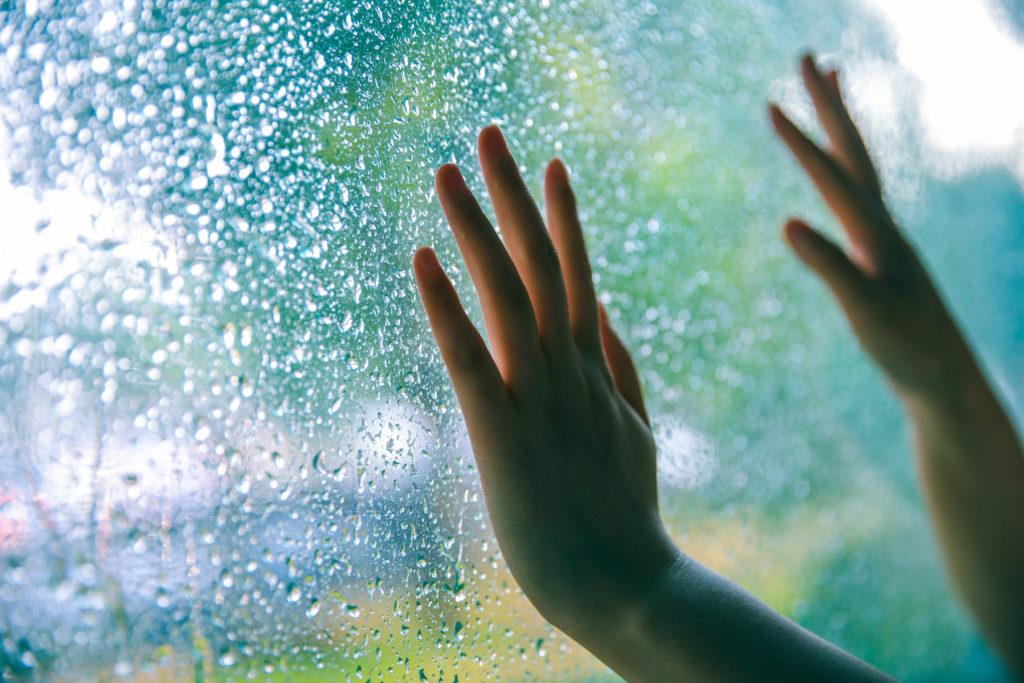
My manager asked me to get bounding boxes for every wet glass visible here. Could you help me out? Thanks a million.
[1,0,1021,680]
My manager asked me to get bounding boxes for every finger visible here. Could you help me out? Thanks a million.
[435,163,544,381]
[544,158,602,355]
[801,55,882,199]
[413,247,509,428]
[598,303,650,426]
[825,69,841,96]
[783,219,873,325]
[478,125,572,352]
[769,104,895,274]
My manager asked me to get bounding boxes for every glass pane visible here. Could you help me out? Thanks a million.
[1,0,1019,680]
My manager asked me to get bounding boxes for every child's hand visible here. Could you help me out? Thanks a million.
[413,126,677,629]
[770,55,976,402]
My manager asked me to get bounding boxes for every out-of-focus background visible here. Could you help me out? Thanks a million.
[1,0,1021,680]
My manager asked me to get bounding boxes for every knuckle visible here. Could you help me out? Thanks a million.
[468,376,503,402]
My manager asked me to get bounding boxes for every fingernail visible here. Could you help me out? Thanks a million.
[481,124,510,156]
[827,69,840,91]
[551,157,569,184]
[437,163,467,192]
[414,247,444,278]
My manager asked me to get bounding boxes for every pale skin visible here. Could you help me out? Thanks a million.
[412,55,1024,680]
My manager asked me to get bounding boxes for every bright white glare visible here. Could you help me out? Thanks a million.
[338,402,434,492]
[0,125,180,321]
[28,428,219,533]
[856,0,1024,182]
[653,417,717,490]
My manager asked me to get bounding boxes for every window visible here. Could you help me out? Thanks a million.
[1,0,1020,680]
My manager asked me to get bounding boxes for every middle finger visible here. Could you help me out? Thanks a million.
[478,125,573,355]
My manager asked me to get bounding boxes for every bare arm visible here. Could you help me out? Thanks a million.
[413,124,892,681]
[772,54,1024,676]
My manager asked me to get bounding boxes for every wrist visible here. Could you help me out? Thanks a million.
[894,341,987,419]
[550,527,685,643]
[552,540,688,651]
[901,370,996,427]
[552,545,691,679]
[899,354,1020,469]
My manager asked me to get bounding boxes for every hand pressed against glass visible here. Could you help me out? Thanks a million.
[412,126,676,629]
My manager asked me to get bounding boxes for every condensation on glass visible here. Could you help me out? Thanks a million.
[1,0,1020,680]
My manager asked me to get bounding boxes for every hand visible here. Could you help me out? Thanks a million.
[413,126,678,630]
[770,55,977,403]
[774,55,1024,677]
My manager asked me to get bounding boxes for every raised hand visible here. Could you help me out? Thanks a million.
[773,55,1024,677]
[413,126,674,630]
[770,55,976,400]
[414,124,892,682]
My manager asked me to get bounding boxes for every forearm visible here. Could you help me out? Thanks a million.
[902,362,1024,675]
[558,552,894,683]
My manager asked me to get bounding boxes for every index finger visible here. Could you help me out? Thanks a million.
[413,247,509,427]
[770,104,898,274]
